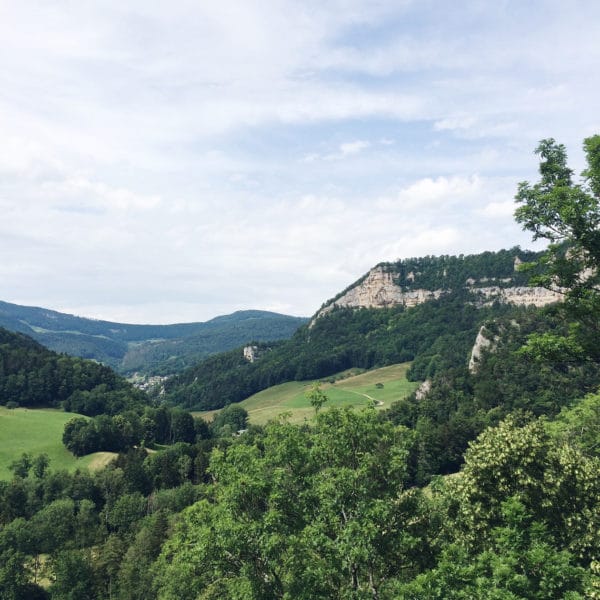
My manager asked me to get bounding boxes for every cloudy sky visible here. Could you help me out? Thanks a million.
[1,1,599,324]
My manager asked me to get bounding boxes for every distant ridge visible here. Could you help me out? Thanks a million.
[0,301,307,375]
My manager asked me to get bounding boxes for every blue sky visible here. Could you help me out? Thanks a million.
[1,0,599,323]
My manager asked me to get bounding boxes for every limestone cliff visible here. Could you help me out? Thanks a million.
[318,266,443,317]
[315,261,561,322]
[470,285,562,307]
[468,326,496,374]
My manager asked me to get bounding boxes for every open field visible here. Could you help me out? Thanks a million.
[196,363,419,425]
[0,407,116,479]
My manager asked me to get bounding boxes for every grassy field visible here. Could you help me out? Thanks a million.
[0,407,116,480]
[196,363,419,425]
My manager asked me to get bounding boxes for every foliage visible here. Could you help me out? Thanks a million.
[515,135,600,361]
[306,381,328,413]
[153,408,426,599]
[547,391,600,457]
[210,404,249,437]
[61,406,206,456]
[0,327,134,409]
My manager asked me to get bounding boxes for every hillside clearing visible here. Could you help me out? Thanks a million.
[196,363,419,425]
[0,407,111,479]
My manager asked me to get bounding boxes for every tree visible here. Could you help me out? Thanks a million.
[307,382,328,413]
[153,408,425,599]
[0,548,35,600]
[211,404,248,436]
[515,135,600,360]
[32,454,50,479]
[446,415,600,563]
[394,498,588,599]
[9,453,32,479]
[63,417,96,456]
[116,511,168,600]
[50,549,98,600]
[170,409,196,443]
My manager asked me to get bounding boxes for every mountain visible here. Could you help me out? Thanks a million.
[164,247,564,410]
[0,301,307,375]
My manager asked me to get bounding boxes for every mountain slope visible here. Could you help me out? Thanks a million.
[0,302,307,374]
[165,247,557,411]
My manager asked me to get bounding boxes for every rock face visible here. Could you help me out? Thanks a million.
[315,265,562,321]
[415,379,432,400]
[472,286,562,307]
[468,326,496,374]
[318,267,443,317]
[243,345,259,362]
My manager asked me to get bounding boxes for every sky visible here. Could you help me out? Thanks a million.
[1,0,599,324]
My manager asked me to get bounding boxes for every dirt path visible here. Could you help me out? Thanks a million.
[343,389,384,406]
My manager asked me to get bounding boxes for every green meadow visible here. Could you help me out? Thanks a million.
[197,363,419,425]
[0,407,115,479]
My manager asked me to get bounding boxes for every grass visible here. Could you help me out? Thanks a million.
[195,363,419,425]
[0,407,116,480]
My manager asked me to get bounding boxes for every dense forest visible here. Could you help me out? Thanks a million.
[0,328,129,409]
[1,136,599,598]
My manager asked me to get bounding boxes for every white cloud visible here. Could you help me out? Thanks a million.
[479,201,516,218]
[1,1,599,322]
[339,140,371,156]
[377,175,483,210]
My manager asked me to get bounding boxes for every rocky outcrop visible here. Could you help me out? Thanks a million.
[472,286,562,307]
[415,379,432,400]
[314,265,562,322]
[468,326,497,374]
[317,266,443,318]
[243,345,259,362]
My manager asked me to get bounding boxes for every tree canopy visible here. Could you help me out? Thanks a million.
[515,135,600,360]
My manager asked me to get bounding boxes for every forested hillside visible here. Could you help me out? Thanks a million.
[0,327,130,409]
[0,303,306,375]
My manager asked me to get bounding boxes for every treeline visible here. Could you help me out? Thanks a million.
[62,400,249,457]
[385,246,541,289]
[164,292,516,410]
[0,328,130,408]
[62,406,198,456]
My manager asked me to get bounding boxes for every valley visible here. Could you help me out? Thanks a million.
[0,302,307,375]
